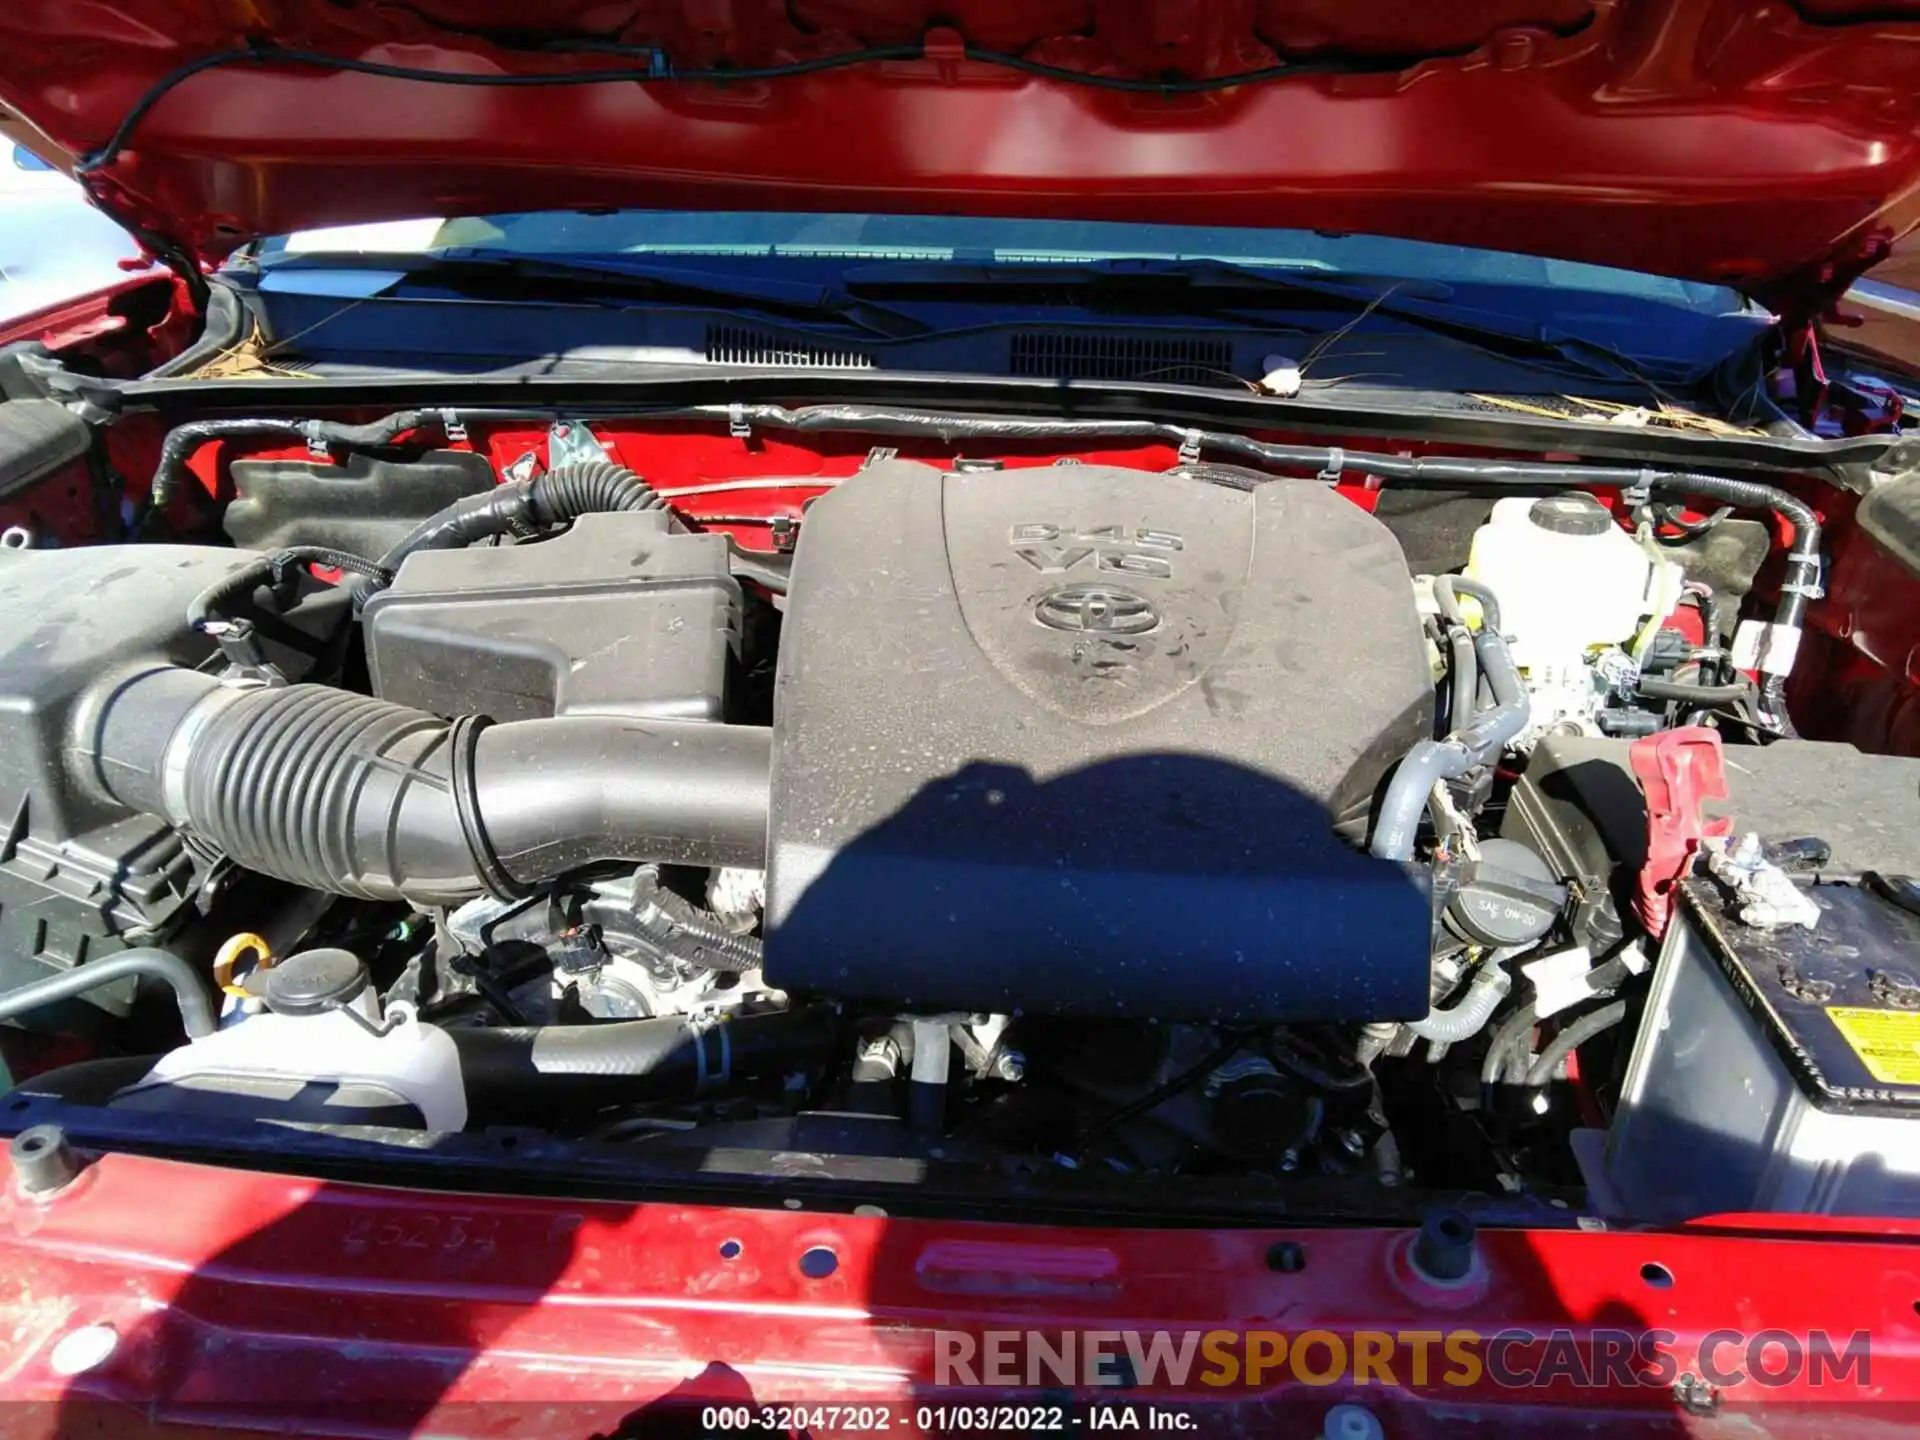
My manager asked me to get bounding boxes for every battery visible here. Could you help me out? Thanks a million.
[1593,876,1920,1221]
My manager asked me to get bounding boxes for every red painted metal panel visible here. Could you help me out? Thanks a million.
[0,1150,1916,1434]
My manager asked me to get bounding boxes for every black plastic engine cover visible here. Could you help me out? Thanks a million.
[764,461,1435,1022]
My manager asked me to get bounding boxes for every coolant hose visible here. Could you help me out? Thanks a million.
[0,947,215,1039]
[1444,626,1476,738]
[1523,1001,1628,1087]
[1432,575,1503,634]
[1371,612,1529,863]
[449,1006,838,1123]
[1403,953,1514,1044]
[79,669,770,905]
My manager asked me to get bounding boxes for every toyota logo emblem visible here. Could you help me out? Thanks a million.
[1035,584,1160,635]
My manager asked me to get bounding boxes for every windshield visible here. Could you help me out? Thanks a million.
[257,210,1743,315]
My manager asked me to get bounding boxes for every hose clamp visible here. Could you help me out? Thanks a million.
[1318,447,1347,484]
[1624,470,1657,509]
[1176,429,1202,465]
[161,685,244,822]
[439,408,468,446]
[448,714,530,900]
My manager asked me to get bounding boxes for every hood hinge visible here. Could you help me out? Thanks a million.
[1771,230,1904,434]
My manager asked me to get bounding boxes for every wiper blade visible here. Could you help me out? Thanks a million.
[844,258,1648,384]
[269,251,929,339]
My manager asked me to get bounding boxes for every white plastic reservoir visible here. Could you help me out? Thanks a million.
[131,948,467,1129]
[1467,493,1680,670]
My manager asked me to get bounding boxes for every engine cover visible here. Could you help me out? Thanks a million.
[764,460,1435,1022]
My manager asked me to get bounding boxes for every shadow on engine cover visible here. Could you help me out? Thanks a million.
[764,753,1431,1026]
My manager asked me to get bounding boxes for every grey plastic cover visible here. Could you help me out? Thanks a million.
[765,460,1435,1022]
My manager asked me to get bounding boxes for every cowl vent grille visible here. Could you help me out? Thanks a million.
[1010,332,1235,385]
[705,325,874,369]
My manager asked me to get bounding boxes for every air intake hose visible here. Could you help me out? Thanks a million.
[81,669,769,905]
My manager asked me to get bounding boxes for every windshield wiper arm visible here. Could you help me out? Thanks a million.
[269,251,930,339]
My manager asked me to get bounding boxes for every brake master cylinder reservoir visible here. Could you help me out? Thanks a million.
[1467,492,1680,673]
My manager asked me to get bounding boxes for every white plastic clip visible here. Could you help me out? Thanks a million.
[301,422,330,461]
[439,407,468,445]
[1177,429,1202,465]
[1780,555,1826,601]
[1623,469,1657,510]
[1319,446,1347,484]
[728,404,752,440]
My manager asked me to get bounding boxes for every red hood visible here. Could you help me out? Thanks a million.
[1,1,1917,311]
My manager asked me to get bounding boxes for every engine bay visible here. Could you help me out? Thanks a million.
[1,400,1917,1225]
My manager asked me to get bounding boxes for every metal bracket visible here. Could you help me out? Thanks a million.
[548,419,611,468]
[769,516,800,552]
[859,445,899,470]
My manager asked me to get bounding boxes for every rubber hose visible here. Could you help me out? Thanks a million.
[1482,1000,1540,1086]
[1524,1001,1628,1087]
[1404,957,1513,1044]
[1445,626,1476,739]
[1371,615,1529,862]
[83,671,771,905]
[1433,575,1503,635]
[0,948,215,1039]
[449,1006,838,1123]
[1482,951,1639,1086]
[1636,675,1755,706]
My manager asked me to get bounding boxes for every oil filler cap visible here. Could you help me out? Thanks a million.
[264,948,370,1017]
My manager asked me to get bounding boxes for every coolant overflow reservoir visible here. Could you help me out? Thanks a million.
[1466,492,1677,669]
[121,948,467,1130]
